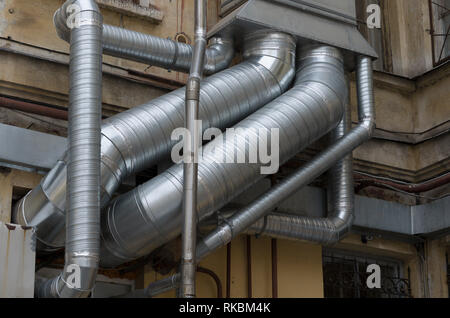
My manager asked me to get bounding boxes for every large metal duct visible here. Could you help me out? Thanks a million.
[243,100,354,243]
[101,25,234,75]
[36,0,103,298]
[197,55,374,257]
[53,7,234,74]
[13,28,296,252]
[100,43,348,268]
[140,54,374,298]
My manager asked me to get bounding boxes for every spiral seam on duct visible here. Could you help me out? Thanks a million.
[54,7,234,75]
[245,95,354,244]
[13,29,296,252]
[37,0,103,298]
[197,55,375,258]
[141,54,375,298]
[99,43,348,268]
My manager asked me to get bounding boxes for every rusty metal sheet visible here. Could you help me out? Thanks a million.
[0,222,36,298]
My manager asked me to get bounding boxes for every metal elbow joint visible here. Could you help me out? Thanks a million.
[54,0,102,43]
[204,37,235,75]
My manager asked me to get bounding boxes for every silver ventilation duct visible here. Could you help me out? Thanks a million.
[13,26,296,252]
[101,25,234,75]
[138,54,374,298]
[242,101,354,243]
[99,43,347,268]
[54,7,234,74]
[36,0,103,298]
[197,55,374,256]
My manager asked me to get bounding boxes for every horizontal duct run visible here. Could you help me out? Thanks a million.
[13,29,296,252]
[99,43,347,268]
[54,6,234,75]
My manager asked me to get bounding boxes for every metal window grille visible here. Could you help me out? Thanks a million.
[323,249,412,298]
[429,0,450,66]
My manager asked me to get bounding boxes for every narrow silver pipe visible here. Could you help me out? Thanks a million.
[99,43,347,268]
[37,0,103,298]
[143,55,375,298]
[13,30,295,252]
[181,0,207,298]
[54,9,234,74]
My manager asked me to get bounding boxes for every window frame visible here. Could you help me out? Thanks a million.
[428,0,450,67]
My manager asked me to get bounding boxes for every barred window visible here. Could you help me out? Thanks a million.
[323,249,412,298]
[429,0,450,66]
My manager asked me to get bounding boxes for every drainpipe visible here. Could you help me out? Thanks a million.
[37,0,103,298]
[181,0,207,298]
[142,55,375,297]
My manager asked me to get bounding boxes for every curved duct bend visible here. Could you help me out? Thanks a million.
[197,55,375,258]
[13,30,296,252]
[142,55,374,298]
[36,0,103,298]
[246,101,354,244]
[101,25,234,75]
[100,43,347,268]
[54,6,233,74]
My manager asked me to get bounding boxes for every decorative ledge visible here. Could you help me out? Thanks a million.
[96,0,164,24]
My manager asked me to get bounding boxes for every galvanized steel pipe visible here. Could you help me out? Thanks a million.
[13,28,296,252]
[54,8,234,74]
[99,43,347,268]
[181,0,207,298]
[142,54,375,298]
[37,0,103,298]
[197,55,374,258]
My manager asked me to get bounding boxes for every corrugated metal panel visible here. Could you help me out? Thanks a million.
[0,222,36,298]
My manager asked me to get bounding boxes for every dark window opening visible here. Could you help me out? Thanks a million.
[429,0,450,66]
[323,249,412,298]
[11,186,31,209]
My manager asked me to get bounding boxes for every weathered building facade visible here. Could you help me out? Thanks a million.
[0,0,448,298]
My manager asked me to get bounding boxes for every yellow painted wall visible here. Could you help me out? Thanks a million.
[143,235,324,298]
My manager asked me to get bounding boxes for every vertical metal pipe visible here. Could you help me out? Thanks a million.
[181,0,207,298]
[37,0,103,298]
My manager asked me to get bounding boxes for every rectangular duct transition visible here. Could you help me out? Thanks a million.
[209,0,378,69]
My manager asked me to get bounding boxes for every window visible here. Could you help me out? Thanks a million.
[323,249,412,298]
[429,0,450,66]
